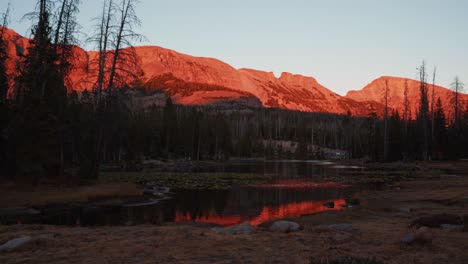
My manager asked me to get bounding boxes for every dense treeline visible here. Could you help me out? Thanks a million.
[0,1,468,182]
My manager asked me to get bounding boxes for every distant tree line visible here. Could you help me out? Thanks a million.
[0,1,467,183]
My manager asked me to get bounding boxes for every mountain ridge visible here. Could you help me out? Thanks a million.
[346,76,468,119]
[2,27,465,116]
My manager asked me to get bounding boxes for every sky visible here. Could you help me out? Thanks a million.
[3,0,468,95]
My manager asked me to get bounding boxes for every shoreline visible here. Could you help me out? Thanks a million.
[0,176,467,263]
[1,161,468,263]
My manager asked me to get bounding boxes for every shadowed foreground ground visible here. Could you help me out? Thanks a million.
[1,175,468,263]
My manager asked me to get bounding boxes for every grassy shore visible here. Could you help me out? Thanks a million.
[0,183,142,208]
[1,175,467,263]
[1,161,468,263]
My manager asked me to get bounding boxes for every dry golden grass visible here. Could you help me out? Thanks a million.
[0,182,142,208]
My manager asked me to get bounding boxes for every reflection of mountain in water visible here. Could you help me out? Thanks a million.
[173,183,348,226]
[3,161,356,226]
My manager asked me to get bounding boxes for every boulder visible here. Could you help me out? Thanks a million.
[415,226,433,245]
[269,220,302,233]
[212,222,254,235]
[0,236,32,252]
[401,227,432,245]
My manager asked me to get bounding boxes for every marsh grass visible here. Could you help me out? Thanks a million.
[0,183,141,208]
[99,171,274,190]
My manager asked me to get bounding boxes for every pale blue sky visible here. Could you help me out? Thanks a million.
[3,0,468,95]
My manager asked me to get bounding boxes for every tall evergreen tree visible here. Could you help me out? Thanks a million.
[12,0,66,178]
[433,97,447,159]
[417,61,430,160]
[162,97,178,157]
[0,4,10,102]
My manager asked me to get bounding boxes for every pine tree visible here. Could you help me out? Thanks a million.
[162,97,178,157]
[0,4,9,102]
[417,61,430,160]
[433,97,447,159]
[13,0,66,179]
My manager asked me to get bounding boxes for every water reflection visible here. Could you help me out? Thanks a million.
[3,161,358,226]
[170,181,349,226]
[175,198,346,226]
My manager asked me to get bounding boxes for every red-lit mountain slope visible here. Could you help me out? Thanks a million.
[2,27,388,115]
[346,76,468,119]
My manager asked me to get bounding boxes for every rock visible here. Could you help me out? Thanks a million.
[415,227,432,245]
[212,222,254,235]
[269,220,302,233]
[400,233,416,244]
[0,236,32,252]
[440,224,464,232]
[323,202,335,208]
[401,227,432,245]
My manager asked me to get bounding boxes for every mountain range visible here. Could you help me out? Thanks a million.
[3,27,467,116]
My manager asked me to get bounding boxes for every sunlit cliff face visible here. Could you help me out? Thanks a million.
[3,27,464,116]
[346,76,468,120]
[175,199,346,227]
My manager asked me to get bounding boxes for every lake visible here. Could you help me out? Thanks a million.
[6,160,363,226]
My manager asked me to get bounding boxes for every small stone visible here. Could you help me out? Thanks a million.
[402,227,433,245]
[415,227,433,245]
[400,233,415,244]
[0,236,32,252]
[269,220,302,233]
[212,222,254,235]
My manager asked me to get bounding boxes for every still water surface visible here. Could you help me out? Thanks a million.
[18,161,363,226]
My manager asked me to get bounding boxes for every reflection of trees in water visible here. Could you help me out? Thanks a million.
[169,161,349,224]
[11,163,350,226]
[171,184,348,223]
[169,189,230,221]
[191,161,333,180]
[221,186,346,216]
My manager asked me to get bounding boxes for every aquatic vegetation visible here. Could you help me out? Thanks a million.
[99,171,274,190]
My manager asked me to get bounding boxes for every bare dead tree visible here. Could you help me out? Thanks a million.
[451,76,465,128]
[417,61,430,160]
[0,3,11,102]
[403,79,410,131]
[107,0,144,93]
[383,79,389,161]
[87,0,144,178]
[430,66,436,153]
[53,0,81,86]
[97,0,114,98]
